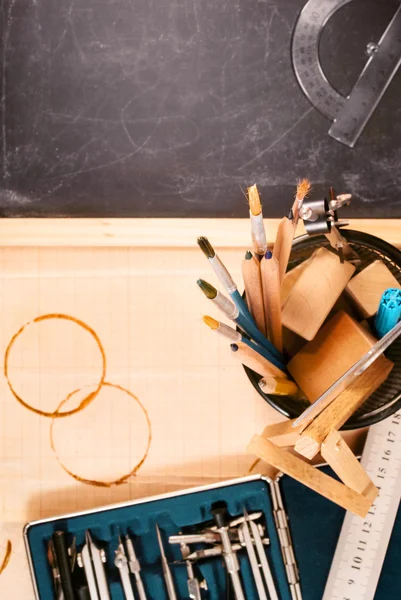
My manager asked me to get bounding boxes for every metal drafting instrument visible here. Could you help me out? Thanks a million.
[248,517,279,600]
[299,188,360,264]
[125,534,148,600]
[210,506,246,600]
[240,516,268,600]
[156,524,178,600]
[77,531,110,600]
[178,542,208,600]
[49,531,76,600]
[114,537,135,600]
[323,409,401,600]
[292,0,401,147]
[47,539,64,600]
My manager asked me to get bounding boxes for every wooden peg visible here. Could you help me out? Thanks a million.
[320,431,377,501]
[294,354,393,459]
[247,434,375,517]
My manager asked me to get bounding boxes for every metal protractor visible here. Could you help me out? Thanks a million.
[291,0,401,147]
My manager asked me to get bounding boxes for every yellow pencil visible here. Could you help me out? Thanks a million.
[258,376,299,396]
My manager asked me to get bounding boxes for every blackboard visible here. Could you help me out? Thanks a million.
[0,0,400,218]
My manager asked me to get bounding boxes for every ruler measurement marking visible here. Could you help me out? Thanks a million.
[323,409,401,600]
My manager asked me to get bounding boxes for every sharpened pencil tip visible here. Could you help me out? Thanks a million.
[230,343,239,352]
[203,315,219,330]
[197,236,215,258]
[247,184,262,216]
[197,279,217,299]
[265,250,272,259]
[245,250,253,260]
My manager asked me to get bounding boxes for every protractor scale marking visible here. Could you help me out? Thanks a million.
[292,0,401,147]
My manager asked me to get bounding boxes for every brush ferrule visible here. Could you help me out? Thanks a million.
[217,323,242,343]
[213,292,238,319]
[209,256,236,293]
[250,212,267,256]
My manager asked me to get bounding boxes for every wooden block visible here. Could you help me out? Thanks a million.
[247,435,375,516]
[294,354,393,459]
[282,248,355,340]
[346,260,401,318]
[281,259,310,303]
[288,311,379,404]
[321,431,377,501]
[282,326,306,358]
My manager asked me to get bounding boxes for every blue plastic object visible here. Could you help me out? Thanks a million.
[374,288,401,338]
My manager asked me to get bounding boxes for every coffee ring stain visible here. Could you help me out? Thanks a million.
[4,314,107,418]
[50,381,152,487]
[0,540,12,575]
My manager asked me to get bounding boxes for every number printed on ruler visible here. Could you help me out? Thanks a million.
[323,410,401,600]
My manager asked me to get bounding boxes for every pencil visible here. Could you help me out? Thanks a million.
[202,316,286,372]
[247,184,267,258]
[197,236,254,323]
[258,376,299,396]
[230,342,287,380]
[260,251,283,353]
[272,208,294,284]
[197,279,280,359]
[241,251,266,334]
[291,178,311,226]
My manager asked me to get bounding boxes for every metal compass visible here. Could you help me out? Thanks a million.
[291,0,401,147]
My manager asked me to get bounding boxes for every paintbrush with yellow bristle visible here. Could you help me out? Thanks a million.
[247,184,268,258]
[273,178,311,284]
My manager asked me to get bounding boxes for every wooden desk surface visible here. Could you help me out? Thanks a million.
[0,226,379,597]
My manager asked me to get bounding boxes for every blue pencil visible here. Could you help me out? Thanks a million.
[197,279,283,361]
[202,316,286,372]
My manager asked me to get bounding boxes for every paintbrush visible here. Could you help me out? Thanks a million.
[273,179,311,283]
[291,178,311,226]
[247,184,268,258]
[272,208,295,285]
[241,251,266,334]
[197,236,254,324]
[203,316,286,372]
[197,279,280,359]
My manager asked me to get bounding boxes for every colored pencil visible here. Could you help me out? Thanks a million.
[241,251,266,334]
[230,342,287,379]
[197,279,280,359]
[260,251,283,353]
[202,316,286,371]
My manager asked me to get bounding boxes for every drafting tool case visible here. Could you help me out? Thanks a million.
[24,475,301,600]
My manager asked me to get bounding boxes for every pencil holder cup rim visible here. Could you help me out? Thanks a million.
[243,229,401,430]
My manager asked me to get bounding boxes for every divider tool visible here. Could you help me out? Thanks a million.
[77,531,110,600]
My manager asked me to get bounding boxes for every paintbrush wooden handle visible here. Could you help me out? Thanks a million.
[241,255,266,334]
[261,255,283,353]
